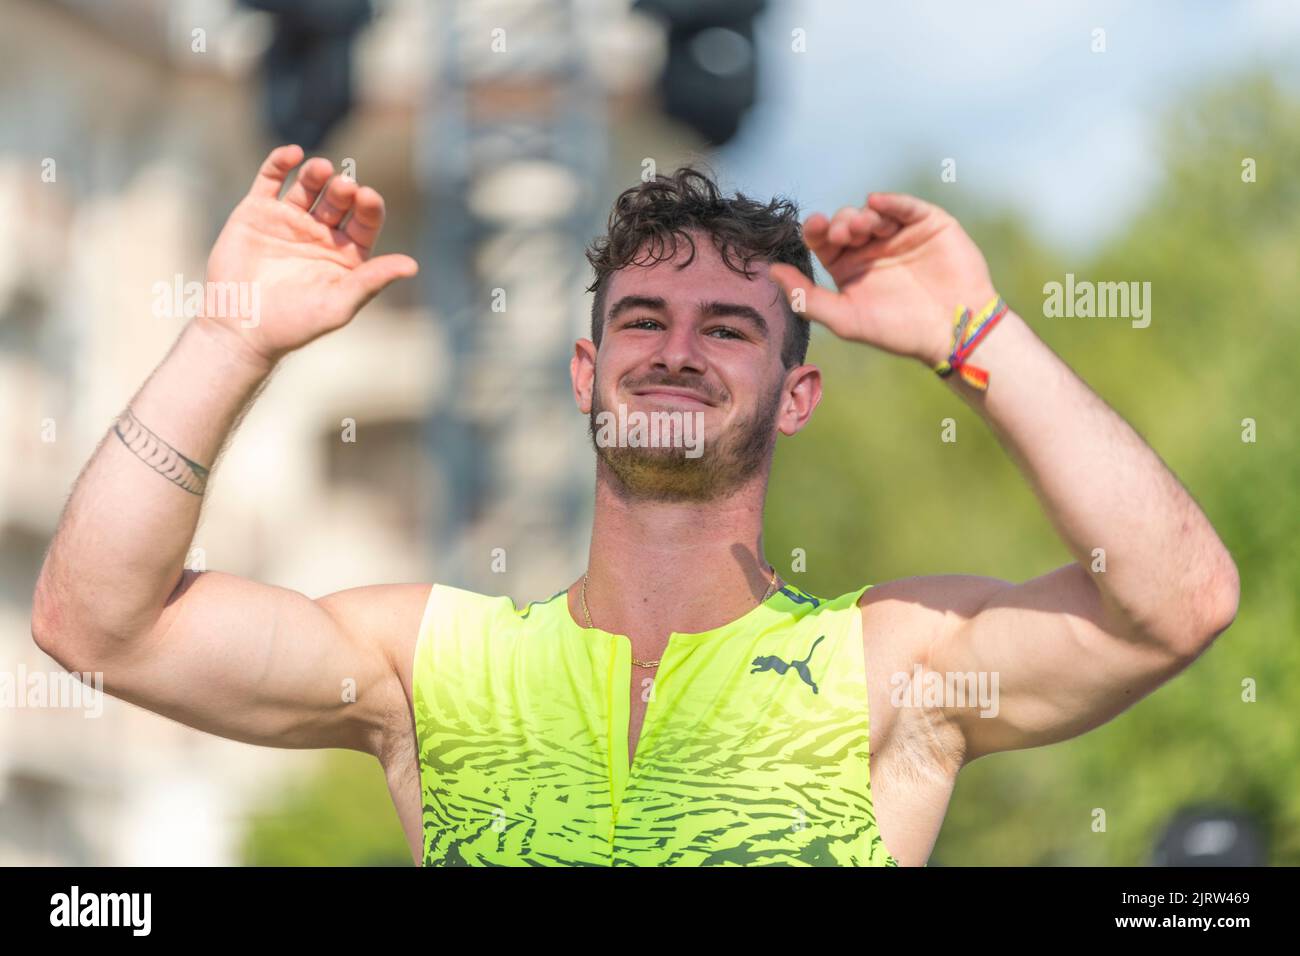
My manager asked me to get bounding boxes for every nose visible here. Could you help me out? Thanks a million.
[648,320,707,378]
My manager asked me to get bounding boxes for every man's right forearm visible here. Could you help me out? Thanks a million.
[33,316,276,655]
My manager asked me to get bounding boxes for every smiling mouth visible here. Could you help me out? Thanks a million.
[632,389,715,407]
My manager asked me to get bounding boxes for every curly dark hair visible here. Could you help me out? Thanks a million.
[585,165,814,369]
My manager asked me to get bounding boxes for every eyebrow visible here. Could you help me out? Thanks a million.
[608,295,667,322]
[607,295,770,339]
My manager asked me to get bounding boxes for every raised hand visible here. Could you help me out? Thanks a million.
[202,145,419,366]
[769,193,997,366]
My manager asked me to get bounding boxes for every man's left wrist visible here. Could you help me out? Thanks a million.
[926,287,1009,387]
[920,286,1001,368]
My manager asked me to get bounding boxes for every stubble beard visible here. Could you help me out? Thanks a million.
[587,374,782,503]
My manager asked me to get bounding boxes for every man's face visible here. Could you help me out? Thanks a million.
[573,231,820,502]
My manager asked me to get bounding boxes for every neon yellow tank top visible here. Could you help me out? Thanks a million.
[412,580,899,866]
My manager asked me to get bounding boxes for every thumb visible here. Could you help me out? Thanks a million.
[349,253,420,302]
[769,263,857,338]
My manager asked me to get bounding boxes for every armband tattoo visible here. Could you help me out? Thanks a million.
[113,408,210,495]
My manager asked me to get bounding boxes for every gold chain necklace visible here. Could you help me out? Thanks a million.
[581,565,780,667]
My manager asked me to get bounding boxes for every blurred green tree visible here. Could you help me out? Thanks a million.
[242,749,410,866]
[767,70,1299,865]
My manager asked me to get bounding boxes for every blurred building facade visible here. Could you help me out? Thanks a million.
[0,0,701,864]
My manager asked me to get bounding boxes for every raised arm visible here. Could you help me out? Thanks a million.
[30,146,424,756]
[770,193,1239,765]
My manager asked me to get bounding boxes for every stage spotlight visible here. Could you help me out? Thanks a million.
[634,0,767,147]
[241,0,373,150]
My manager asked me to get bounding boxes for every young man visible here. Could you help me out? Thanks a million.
[31,146,1238,867]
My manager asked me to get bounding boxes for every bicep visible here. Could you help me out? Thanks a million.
[97,571,428,754]
[925,564,1192,762]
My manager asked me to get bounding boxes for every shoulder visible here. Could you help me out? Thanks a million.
[855,575,1010,773]
[858,573,1012,630]
[321,582,522,764]
[315,582,437,677]
[309,582,435,760]
[854,573,1013,689]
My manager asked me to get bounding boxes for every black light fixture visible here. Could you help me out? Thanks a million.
[634,0,767,147]
[1151,805,1266,866]
[241,0,373,150]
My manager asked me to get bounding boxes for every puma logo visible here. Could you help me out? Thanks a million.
[750,635,826,694]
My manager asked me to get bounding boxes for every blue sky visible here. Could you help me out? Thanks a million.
[720,0,1300,256]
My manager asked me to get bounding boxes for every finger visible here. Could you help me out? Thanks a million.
[869,215,901,239]
[769,263,857,338]
[282,157,334,210]
[866,191,933,226]
[802,212,850,271]
[312,174,358,228]
[344,186,386,251]
[249,145,304,199]
[826,206,869,247]
[844,207,890,245]
[802,211,831,250]
[348,253,420,303]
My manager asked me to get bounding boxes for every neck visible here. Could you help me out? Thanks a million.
[569,459,779,649]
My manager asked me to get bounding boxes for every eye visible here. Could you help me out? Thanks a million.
[625,318,662,330]
[707,326,744,340]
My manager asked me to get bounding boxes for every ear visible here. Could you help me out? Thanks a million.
[776,364,822,437]
[571,338,598,414]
